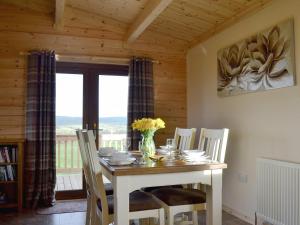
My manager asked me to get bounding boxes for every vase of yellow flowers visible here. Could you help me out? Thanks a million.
[132,118,165,158]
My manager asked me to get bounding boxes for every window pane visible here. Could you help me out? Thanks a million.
[98,75,128,150]
[56,73,83,191]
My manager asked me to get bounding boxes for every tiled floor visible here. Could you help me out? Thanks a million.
[0,210,250,225]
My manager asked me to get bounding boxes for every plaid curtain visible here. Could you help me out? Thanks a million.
[25,50,56,208]
[127,57,154,150]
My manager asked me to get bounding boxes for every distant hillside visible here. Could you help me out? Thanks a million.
[56,116,126,126]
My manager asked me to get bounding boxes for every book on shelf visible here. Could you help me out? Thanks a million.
[4,147,10,163]
[0,146,18,163]
[6,165,14,181]
[0,167,7,181]
[12,147,17,162]
[0,165,16,181]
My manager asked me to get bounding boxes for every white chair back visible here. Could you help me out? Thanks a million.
[82,130,110,224]
[198,128,229,163]
[174,128,196,150]
[76,130,93,190]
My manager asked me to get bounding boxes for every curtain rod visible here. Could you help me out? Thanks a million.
[19,52,160,65]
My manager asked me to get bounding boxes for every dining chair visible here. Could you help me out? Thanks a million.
[174,127,197,151]
[82,130,165,225]
[76,130,114,225]
[198,128,229,163]
[143,128,197,194]
[150,128,230,225]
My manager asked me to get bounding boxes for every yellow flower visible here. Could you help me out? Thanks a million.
[132,118,165,132]
[154,118,165,129]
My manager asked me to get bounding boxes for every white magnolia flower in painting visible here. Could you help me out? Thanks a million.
[246,26,292,90]
[217,44,250,91]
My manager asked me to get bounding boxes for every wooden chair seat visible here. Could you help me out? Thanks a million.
[150,188,206,206]
[143,185,183,193]
[97,190,162,214]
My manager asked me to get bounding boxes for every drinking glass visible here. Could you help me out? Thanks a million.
[123,138,131,152]
[137,140,146,164]
[166,138,175,159]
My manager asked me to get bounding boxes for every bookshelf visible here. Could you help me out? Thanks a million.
[0,139,24,211]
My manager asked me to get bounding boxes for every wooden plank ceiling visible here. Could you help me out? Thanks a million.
[0,0,273,49]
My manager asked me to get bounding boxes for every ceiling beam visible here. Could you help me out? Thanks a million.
[189,0,273,48]
[125,0,173,43]
[54,0,65,30]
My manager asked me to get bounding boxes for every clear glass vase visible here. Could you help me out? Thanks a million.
[140,132,156,159]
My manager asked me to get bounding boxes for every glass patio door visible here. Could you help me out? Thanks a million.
[55,72,85,199]
[55,62,129,200]
[98,75,129,151]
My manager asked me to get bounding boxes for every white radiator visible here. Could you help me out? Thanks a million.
[256,158,300,225]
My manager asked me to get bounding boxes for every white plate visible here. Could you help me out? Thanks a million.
[98,151,114,157]
[156,149,169,155]
[184,155,210,162]
[183,150,205,156]
[108,157,136,166]
[159,145,169,150]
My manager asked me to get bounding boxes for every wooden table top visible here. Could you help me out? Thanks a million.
[99,152,227,176]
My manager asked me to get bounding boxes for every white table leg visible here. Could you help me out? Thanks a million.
[113,176,129,225]
[206,169,223,225]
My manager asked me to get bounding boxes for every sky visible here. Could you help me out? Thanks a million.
[56,73,128,117]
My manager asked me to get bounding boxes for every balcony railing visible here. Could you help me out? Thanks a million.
[56,134,126,174]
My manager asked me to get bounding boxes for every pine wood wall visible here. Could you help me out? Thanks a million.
[0,4,186,144]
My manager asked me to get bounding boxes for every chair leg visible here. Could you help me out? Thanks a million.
[159,209,165,225]
[90,203,96,225]
[167,216,174,225]
[167,209,174,225]
[86,195,91,225]
[192,211,198,225]
[90,194,98,225]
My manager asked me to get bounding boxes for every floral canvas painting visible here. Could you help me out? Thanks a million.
[217,19,295,96]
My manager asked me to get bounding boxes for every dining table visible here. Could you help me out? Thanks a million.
[99,152,227,225]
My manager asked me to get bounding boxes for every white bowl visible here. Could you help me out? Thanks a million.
[156,148,169,155]
[159,145,169,150]
[98,147,116,157]
[183,150,205,157]
[111,152,132,161]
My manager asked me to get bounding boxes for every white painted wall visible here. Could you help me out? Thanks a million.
[187,0,300,222]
